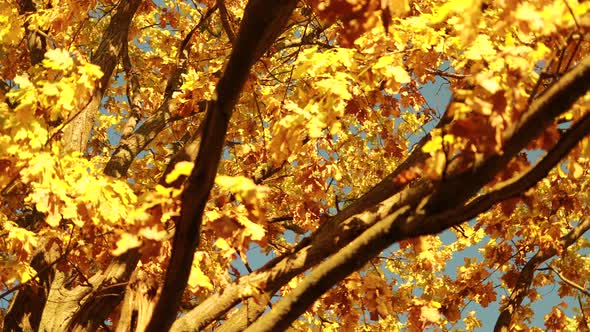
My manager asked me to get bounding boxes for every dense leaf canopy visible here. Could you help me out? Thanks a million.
[1,0,590,331]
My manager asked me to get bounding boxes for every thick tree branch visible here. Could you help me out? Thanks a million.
[62,8,221,330]
[423,56,590,215]
[241,55,590,331]
[63,0,142,153]
[173,112,455,329]
[172,82,590,331]
[494,217,590,332]
[17,3,146,330]
[170,55,590,331]
[145,1,298,331]
[443,110,590,224]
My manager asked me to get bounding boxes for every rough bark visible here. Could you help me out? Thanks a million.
[245,113,590,331]
[6,2,590,331]
[115,269,159,332]
[17,2,145,331]
[169,111,452,332]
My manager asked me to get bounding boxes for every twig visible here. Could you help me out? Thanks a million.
[548,264,590,297]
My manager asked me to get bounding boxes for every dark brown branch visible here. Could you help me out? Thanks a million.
[425,68,468,79]
[441,111,590,225]
[5,2,141,330]
[218,0,236,42]
[145,1,298,331]
[169,52,590,329]
[179,97,589,328]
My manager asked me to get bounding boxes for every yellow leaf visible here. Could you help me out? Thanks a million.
[0,5,23,46]
[214,238,231,251]
[41,82,60,97]
[465,34,496,61]
[315,77,352,100]
[216,175,254,190]
[58,83,75,111]
[430,300,442,309]
[572,162,584,179]
[383,0,410,17]
[307,116,326,138]
[165,161,194,184]
[188,254,213,290]
[288,275,301,289]
[236,214,265,241]
[420,305,441,323]
[7,74,37,111]
[77,62,103,88]
[18,264,37,283]
[215,175,265,204]
[205,209,222,223]
[390,66,411,83]
[112,233,142,256]
[431,0,480,23]
[139,226,168,241]
[422,135,443,154]
[373,55,394,70]
[476,72,500,94]
[373,56,411,84]
[42,48,74,71]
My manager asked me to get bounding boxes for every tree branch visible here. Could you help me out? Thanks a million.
[119,36,142,140]
[104,6,217,177]
[145,1,298,331]
[62,0,142,153]
[548,265,590,298]
[218,0,236,42]
[241,55,590,331]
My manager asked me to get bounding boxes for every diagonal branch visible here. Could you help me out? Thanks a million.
[441,110,590,224]
[169,108,452,332]
[242,55,590,331]
[548,265,590,298]
[74,9,221,328]
[171,53,590,327]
